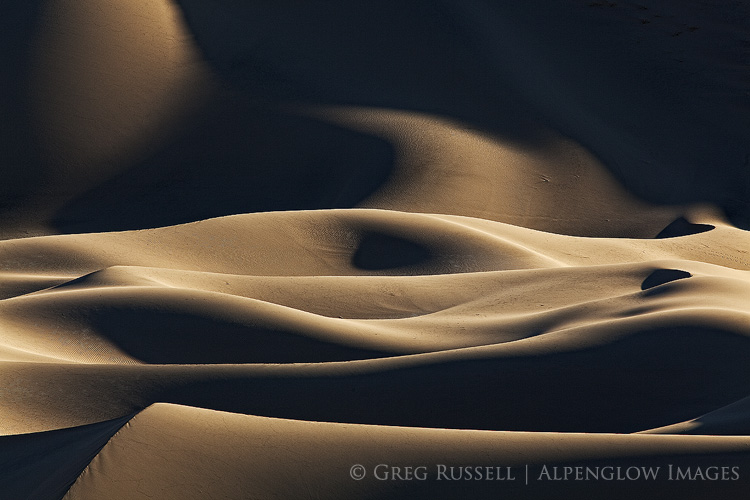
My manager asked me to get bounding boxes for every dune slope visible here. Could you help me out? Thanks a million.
[1,0,749,499]
[64,403,750,500]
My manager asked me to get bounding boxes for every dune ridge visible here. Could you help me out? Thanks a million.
[1,0,749,498]
[0,209,748,440]
[61,403,750,500]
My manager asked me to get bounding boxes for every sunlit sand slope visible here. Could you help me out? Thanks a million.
[0,210,747,440]
[64,404,750,500]
[1,0,749,498]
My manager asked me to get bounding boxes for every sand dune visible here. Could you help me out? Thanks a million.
[0,414,132,500]
[61,403,750,499]
[0,219,748,435]
[1,0,749,498]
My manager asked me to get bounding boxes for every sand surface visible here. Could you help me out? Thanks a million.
[1,0,749,498]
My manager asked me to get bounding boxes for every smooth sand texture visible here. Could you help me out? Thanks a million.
[1,0,749,498]
[62,403,750,499]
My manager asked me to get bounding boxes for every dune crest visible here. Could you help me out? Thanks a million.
[61,403,750,499]
[1,0,748,498]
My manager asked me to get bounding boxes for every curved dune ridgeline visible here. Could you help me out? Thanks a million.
[1,0,749,498]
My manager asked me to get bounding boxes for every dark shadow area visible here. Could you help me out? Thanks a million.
[508,453,750,500]
[168,0,750,226]
[0,413,133,500]
[0,2,47,209]
[171,0,540,141]
[655,217,714,238]
[686,394,750,436]
[165,326,750,434]
[341,452,750,500]
[51,98,395,232]
[641,269,692,290]
[0,276,71,300]
[87,307,392,363]
[352,231,433,271]
[723,198,750,231]
[2,0,745,233]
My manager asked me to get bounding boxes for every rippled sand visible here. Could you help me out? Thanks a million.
[1,0,749,498]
